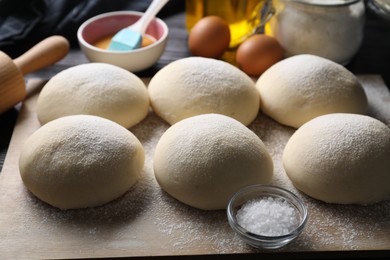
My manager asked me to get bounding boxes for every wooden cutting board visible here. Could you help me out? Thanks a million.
[0,76,389,259]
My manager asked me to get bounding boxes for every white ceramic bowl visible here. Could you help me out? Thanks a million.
[77,11,168,72]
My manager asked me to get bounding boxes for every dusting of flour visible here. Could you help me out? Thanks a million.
[11,111,389,258]
[3,76,390,258]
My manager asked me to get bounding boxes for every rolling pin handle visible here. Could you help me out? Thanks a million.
[13,35,70,75]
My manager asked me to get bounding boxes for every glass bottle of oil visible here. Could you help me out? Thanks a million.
[186,0,270,48]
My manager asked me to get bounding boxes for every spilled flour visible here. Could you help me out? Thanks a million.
[1,76,390,258]
[9,112,389,259]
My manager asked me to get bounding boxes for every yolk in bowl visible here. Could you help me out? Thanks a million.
[93,34,156,50]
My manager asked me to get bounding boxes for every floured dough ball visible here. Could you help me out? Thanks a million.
[148,57,259,126]
[19,115,145,210]
[36,63,149,129]
[153,114,273,210]
[256,54,367,128]
[283,113,390,205]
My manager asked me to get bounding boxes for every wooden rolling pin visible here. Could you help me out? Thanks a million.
[0,35,69,114]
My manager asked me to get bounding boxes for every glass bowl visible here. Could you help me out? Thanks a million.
[227,185,308,249]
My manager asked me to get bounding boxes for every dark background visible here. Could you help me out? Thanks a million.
[0,0,389,86]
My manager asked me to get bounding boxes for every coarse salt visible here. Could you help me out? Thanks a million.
[236,197,299,236]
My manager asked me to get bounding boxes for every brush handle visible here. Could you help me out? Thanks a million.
[13,35,70,75]
[133,0,170,34]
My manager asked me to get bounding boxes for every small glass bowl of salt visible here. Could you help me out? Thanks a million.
[227,184,308,249]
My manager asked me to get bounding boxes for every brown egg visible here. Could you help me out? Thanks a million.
[188,16,230,58]
[236,34,284,77]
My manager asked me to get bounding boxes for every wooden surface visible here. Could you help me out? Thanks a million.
[0,75,389,259]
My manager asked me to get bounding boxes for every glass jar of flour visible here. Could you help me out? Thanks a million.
[266,0,365,64]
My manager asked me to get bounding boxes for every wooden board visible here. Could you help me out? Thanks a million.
[0,76,389,259]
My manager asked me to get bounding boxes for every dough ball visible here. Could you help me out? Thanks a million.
[19,115,145,209]
[153,114,273,210]
[148,57,260,126]
[36,63,149,129]
[283,113,390,205]
[256,54,368,128]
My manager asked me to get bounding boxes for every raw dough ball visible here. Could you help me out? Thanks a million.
[283,113,390,205]
[19,115,145,209]
[36,63,149,128]
[148,57,260,126]
[256,54,368,128]
[153,114,273,210]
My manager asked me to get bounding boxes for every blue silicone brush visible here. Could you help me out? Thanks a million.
[108,0,169,51]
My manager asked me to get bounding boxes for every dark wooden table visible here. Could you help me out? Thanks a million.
[2,5,390,171]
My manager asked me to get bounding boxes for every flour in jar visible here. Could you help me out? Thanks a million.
[267,0,365,64]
